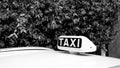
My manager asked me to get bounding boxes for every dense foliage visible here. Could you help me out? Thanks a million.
[0,0,118,51]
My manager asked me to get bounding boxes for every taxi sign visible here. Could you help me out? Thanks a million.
[57,36,97,52]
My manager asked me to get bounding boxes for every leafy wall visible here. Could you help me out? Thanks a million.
[0,0,118,51]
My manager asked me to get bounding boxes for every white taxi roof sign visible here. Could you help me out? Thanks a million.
[57,36,97,52]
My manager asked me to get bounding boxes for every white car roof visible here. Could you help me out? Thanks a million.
[0,47,120,68]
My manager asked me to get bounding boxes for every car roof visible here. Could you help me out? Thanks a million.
[0,47,120,68]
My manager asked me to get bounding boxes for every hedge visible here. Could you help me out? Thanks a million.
[0,0,118,51]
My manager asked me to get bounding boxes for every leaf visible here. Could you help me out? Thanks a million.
[81,9,86,15]
[0,41,5,47]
